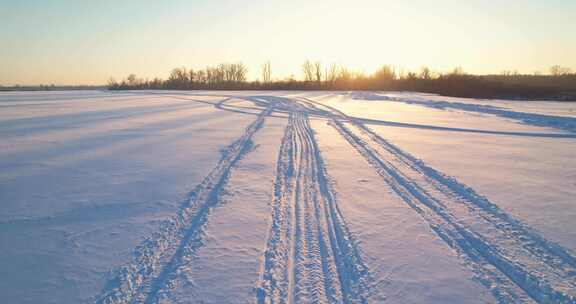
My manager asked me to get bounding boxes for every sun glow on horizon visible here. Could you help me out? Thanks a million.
[1,0,575,85]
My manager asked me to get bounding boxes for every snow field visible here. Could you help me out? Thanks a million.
[1,90,575,303]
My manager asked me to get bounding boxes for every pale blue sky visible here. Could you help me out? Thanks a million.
[1,0,575,85]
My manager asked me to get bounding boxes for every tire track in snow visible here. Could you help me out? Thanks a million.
[348,92,576,134]
[256,109,370,304]
[294,96,576,303]
[96,105,273,304]
[330,120,576,303]
[357,124,576,274]
[93,92,576,303]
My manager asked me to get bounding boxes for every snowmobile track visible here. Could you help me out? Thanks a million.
[96,94,576,304]
[96,105,274,304]
[255,110,371,304]
[297,96,576,303]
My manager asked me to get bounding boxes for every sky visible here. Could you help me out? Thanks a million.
[1,0,575,85]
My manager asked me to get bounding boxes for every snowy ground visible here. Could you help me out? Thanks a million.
[0,90,575,304]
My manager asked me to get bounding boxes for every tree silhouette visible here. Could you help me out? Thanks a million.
[107,61,576,100]
[262,61,272,84]
[302,60,314,82]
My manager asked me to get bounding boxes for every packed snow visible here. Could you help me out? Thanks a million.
[0,90,575,303]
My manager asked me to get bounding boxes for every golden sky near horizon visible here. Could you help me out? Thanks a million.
[1,0,575,85]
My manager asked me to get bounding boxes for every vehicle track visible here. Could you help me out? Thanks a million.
[96,104,273,304]
[256,109,370,304]
[295,97,576,303]
[349,92,576,134]
[94,93,576,304]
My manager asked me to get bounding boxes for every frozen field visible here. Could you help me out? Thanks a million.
[0,90,575,303]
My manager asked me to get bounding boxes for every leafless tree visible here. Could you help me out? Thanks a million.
[419,66,432,80]
[107,61,574,100]
[126,74,137,85]
[262,61,271,84]
[168,67,189,89]
[314,61,322,84]
[302,60,314,82]
[451,67,465,76]
[325,63,338,86]
[188,69,196,87]
[374,65,396,82]
[196,70,206,85]
[550,65,572,76]
[107,78,118,87]
[233,63,248,83]
[197,63,248,88]
[406,71,417,80]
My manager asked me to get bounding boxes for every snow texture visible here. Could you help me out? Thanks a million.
[0,90,575,303]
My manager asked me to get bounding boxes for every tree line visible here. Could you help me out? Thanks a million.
[109,63,248,90]
[108,62,576,100]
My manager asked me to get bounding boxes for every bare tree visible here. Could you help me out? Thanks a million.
[107,78,118,87]
[550,65,572,76]
[188,69,195,80]
[302,60,314,82]
[234,63,248,83]
[406,71,417,80]
[419,66,432,80]
[126,74,137,85]
[314,61,322,84]
[168,67,189,89]
[261,61,271,84]
[199,63,248,88]
[126,74,143,87]
[374,65,396,82]
[451,67,465,76]
[196,70,206,85]
[325,63,338,86]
